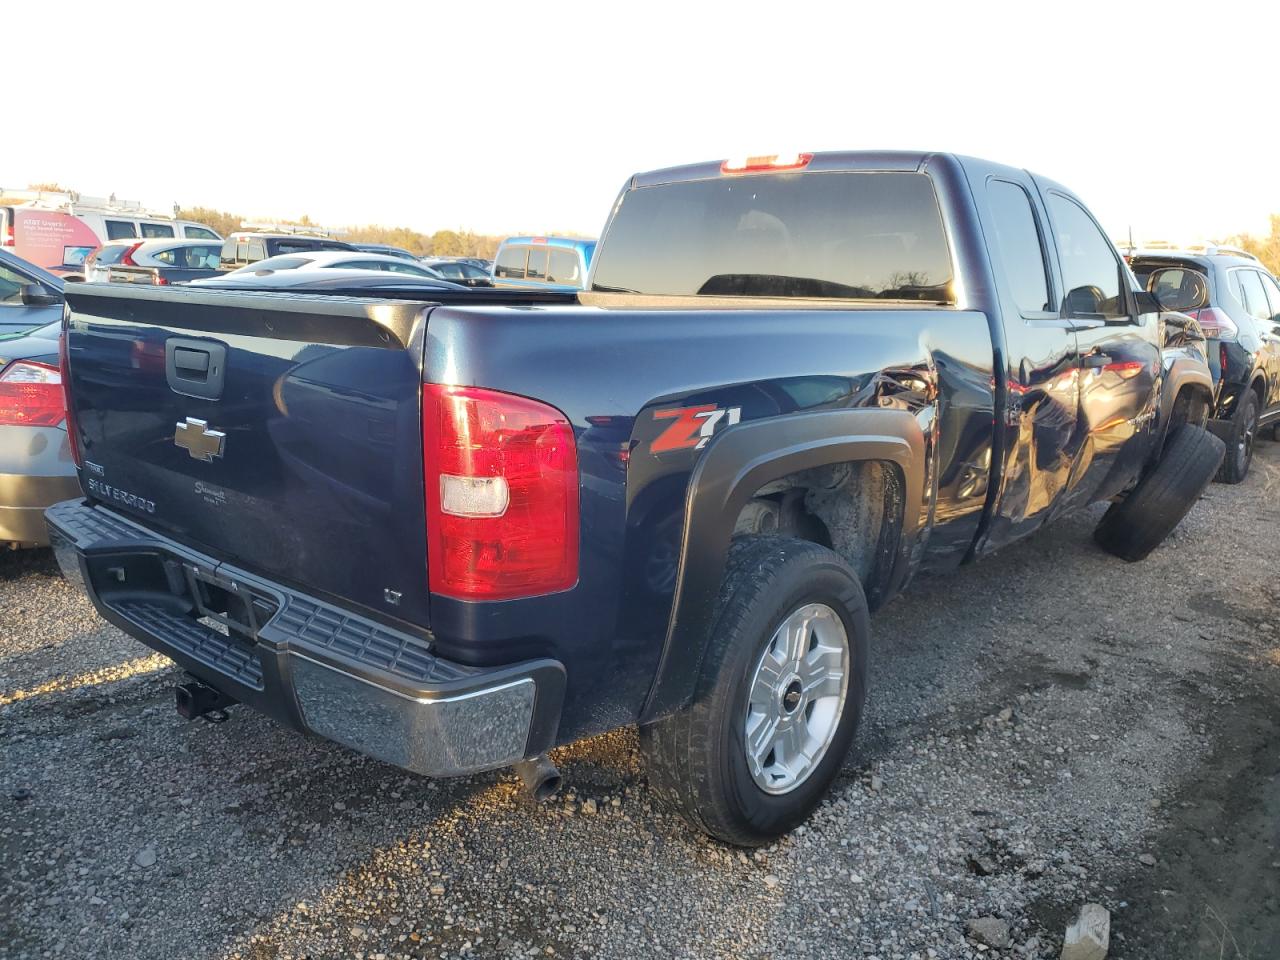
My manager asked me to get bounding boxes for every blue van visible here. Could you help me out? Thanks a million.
[491,236,596,291]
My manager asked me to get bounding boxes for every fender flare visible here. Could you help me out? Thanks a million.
[637,408,927,723]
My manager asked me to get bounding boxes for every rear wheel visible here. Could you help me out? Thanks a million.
[1216,389,1260,484]
[640,537,869,846]
[1094,425,1225,562]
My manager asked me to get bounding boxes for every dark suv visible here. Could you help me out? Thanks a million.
[1130,250,1280,482]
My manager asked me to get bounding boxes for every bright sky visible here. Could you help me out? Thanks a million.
[9,0,1279,244]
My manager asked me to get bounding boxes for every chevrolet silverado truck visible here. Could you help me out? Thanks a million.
[47,151,1223,845]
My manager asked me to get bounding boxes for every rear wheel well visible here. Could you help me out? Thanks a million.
[734,460,902,608]
[1165,384,1211,457]
[1250,375,1267,407]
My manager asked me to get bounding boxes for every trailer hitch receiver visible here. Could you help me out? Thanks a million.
[175,677,237,723]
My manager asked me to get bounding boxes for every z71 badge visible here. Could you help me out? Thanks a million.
[651,404,742,453]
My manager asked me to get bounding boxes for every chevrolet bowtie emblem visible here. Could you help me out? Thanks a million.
[174,418,226,462]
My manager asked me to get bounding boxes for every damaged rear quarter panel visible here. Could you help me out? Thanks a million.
[423,304,995,742]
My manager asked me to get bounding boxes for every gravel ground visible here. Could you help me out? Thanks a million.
[2,443,1278,960]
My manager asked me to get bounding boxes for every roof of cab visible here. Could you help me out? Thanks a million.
[499,236,597,251]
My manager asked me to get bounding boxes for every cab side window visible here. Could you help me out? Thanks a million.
[105,220,137,240]
[1047,195,1127,320]
[987,180,1050,315]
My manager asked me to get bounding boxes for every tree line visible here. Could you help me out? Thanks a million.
[1229,215,1280,276]
[176,207,506,258]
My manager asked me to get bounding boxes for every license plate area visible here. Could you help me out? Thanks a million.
[84,547,279,646]
[181,563,278,642]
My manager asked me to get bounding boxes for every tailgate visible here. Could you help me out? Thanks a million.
[63,283,434,628]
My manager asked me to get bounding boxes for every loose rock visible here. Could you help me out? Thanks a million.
[1061,903,1110,960]
[966,916,1011,949]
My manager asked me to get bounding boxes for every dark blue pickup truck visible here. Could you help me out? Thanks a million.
[48,151,1223,844]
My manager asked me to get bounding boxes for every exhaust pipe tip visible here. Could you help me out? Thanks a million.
[513,755,562,802]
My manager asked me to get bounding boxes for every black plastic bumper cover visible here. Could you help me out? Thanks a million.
[45,499,565,776]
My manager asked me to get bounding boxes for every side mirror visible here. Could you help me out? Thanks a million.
[20,283,63,307]
[1134,290,1162,315]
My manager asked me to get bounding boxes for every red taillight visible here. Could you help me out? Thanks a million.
[721,153,814,175]
[1102,360,1147,379]
[59,334,82,465]
[1190,307,1238,339]
[3,220,13,247]
[423,384,579,600]
[119,242,144,267]
[0,360,65,428]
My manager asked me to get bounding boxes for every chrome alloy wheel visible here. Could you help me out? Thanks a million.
[743,602,850,794]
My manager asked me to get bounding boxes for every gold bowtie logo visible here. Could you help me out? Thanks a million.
[174,418,226,462]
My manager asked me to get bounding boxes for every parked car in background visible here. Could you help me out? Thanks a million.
[492,236,596,291]
[205,251,445,281]
[1,249,65,337]
[85,239,224,284]
[51,151,1221,846]
[420,258,494,287]
[1130,250,1280,482]
[219,232,355,270]
[0,251,75,548]
[350,243,421,261]
[1,190,220,274]
[190,267,463,291]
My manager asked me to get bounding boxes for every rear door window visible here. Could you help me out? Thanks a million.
[1235,269,1272,321]
[494,246,527,279]
[105,220,137,240]
[94,244,131,266]
[140,222,175,238]
[987,180,1050,315]
[184,226,219,240]
[1257,272,1280,321]
[591,170,955,300]
[154,245,223,268]
[386,261,431,276]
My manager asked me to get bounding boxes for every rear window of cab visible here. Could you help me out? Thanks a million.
[591,170,955,301]
[494,246,584,285]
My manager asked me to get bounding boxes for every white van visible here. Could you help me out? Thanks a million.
[0,191,220,273]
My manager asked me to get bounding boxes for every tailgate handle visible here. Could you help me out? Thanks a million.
[166,338,227,400]
[174,348,210,375]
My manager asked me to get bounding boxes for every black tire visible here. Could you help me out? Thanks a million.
[639,537,869,846]
[1094,425,1225,562]
[1215,389,1260,484]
